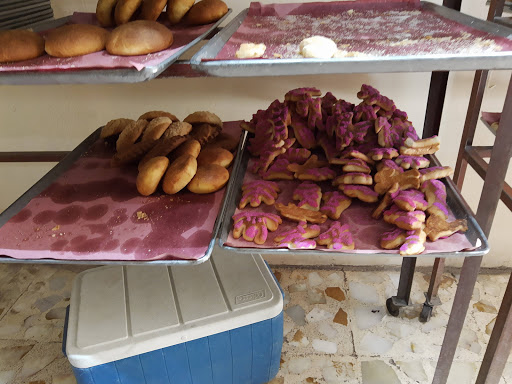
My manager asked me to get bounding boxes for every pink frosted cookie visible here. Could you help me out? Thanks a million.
[339,184,379,203]
[249,142,286,175]
[326,111,354,150]
[380,228,408,249]
[420,179,449,219]
[372,182,399,219]
[285,87,322,102]
[374,168,421,194]
[357,84,396,112]
[340,149,375,164]
[393,108,408,121]
[293,182,322,211]
[351,121,373,144]
[376,159,403,172]
[383,205,426,230]
[354,103,378,122]
[368,147,399,161]
[274,222,320,249]
[333,172,373,186]
[308,97,324,131]
[262,158,294,181]
[239,180,280,209]
[419,166,453,183]
[320,191,352,220]
[395,155,430,170]
[318,133,342,163]
[232,211,282,245]
[317,222,355,250]
[342,159,371,174]
[288,155,335,181]
[393,189,428,212]
[375,117,400,148]
[279,147,312,164]
[291,110,316,149]
[380,228,426,255]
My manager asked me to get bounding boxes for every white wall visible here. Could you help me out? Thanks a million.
[0,0,510,267]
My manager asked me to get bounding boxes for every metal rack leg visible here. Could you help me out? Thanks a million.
[419,257,445,323]
[386,257,417,317]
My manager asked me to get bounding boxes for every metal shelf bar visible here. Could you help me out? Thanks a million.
[0,151,69,162]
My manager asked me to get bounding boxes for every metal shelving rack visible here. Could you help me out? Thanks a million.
[1,1,512,383]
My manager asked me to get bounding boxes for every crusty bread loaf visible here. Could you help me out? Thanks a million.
[44,24,110,58]
[0,30,45,63]
[185,0,227,25]
[96,0,119,27]
[106,20,173,56]
[115,0,143,25]
[167,0,195,24]
[140,0,167,20]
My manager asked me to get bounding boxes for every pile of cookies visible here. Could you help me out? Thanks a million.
[100,110,238,196]
[232,85,468,255]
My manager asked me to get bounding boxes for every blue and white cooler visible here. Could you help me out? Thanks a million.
[63,252,284,384]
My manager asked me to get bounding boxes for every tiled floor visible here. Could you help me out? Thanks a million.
[0,263,510,384]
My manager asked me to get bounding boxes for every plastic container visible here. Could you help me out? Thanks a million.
[64,251,284,384]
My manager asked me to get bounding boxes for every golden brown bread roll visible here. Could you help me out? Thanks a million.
[167,0,195,24]
[162,155,197,194]
[170,139,201,161]
[140,0,167,20]
[0,30,45,63]
[197,147,233,168]
[106,20,174,56]
[136,156,169,196]
[44,24,109,58]
[185,0,227,25]
[115,0,143,25]
[96,0,119,27]
[187,164,229,194]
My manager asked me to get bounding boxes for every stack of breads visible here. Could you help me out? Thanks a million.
[100,110,239,196]
[0,0,227,62]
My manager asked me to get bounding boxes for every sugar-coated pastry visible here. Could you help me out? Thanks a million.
[136,156,169,196]
[293,182,322,211]
[320,191,351,220]
[197,147,234,168]
[107,20,173,55]
[317,222,355,250]
[116,119,148,152]
[232,211,282,244]
[184,111,223,128]
[167,0,195,24]
[339,185,379,203]
[162,121,193,139]
[421,179,449,219]
[139,110,179,122]
[187,164,229,194]
[141,116,172,142]
[162,155,197,194]
[96,0,119,26]
[45,24,109,58]
[0,30,45,63]
[332,173,373,186]
[425,215,468,241]
[115,0,142,24]
[100,118,134,139]
[275,203,327,224]
[274,222,320,249]
[239,180,280,209]
[170,139,201,161]
[393,189,428,212]
[140,0,167,20]
[383,205,426,230]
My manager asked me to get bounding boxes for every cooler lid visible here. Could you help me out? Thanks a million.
[66,251,283,369]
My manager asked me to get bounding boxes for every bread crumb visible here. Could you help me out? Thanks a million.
[52,225,60,231]
[136,211,149,221]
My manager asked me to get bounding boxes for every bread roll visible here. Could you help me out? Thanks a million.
[106,20,173,56]
[162,155,197,194]
[96,0,119,27]
[167,0,195,24]
[44,24,109,58]
[187,164,229,194]
[0,30,45,63]
[136,156,169,196]
[140,0,167,20]
[197,147,233,168]
[185,0,227,25]
[115,0,143,25]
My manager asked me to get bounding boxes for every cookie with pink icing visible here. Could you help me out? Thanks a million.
[288,155,335,181]
[376,159,403,172]
[276,202,328,224]
[262,158,294,181]
[239,180,280,209]
[320,191,352,219]
[279,147,312,164]
[285,87,322,102]
[419,166,453,183]
[357,84,396,112]
[420,179,449,219]
[333,173,373,186]
[274,222,320,249]
[392,108,408,121]
[232,211,282,245]
[318,133,342,163]
[374,168,421,194]
[393,189,428,212]
[395,155,430,170]
[354,103,379,122]
[249,142,286,175]
[351,121,373,144]
[383,205,426,230]
[290,110,316,149]
[425,214,468,242]
[293,182,322,211]
[339,149,375,164]
[326,111,354,150]
[308,97,324,131]
[367,147,399,161]
[316,222,355,250]
[342,158,371,174]
[381,228,426,255]
[376,117,400,148]
[372,183,399,219]
[380,228,408,249]
[339,184,379,203]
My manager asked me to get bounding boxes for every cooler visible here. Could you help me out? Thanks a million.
[63,252,284,384]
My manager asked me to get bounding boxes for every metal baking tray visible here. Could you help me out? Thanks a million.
[0,11,230,85]
[191,2,512,77]
[217,130,489,258]
[0,126,239,265]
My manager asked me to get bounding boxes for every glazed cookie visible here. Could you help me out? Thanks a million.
[395,155,430,170]
[383,205,426,230]
[136,156,169,196]
[116,119,148,152]
[274,222,320,249]
[374,168,421,194]
[339,185,379,203]
[320,191,352,220]
[424,215,468,241]
[421,179,449,219]
[293,182,322,211]
[100,118,134,139]
[232,211,282,245]
[162,154,197,194]
[187,164,229,194]
[316,222,355,250]
[393,190,428,212]
[197,147,234,168]
[275,203,327,224]
[419,166,453,183]
[261,158,294,181]
[332,173,373,186]
[239,180,280,209]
